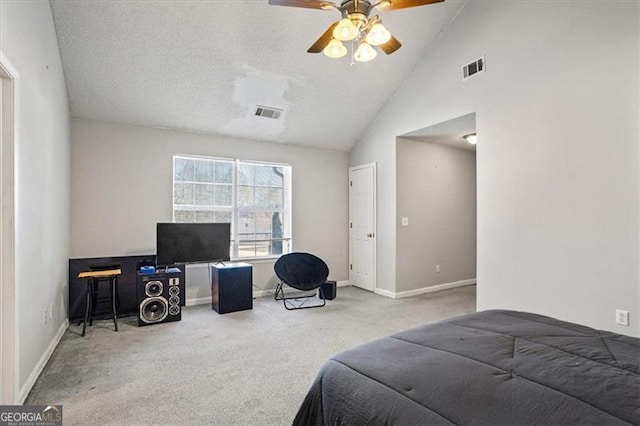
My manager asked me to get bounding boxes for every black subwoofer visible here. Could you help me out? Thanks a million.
[137,269,182,326]
[319,280,337,300]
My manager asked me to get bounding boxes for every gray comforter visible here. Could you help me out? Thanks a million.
[294,310,640,425]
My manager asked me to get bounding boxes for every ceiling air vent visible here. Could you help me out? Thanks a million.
[462,56,485,80]
[255,105,283,120]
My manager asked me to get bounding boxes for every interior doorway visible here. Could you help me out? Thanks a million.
[349,163,376,292]
[0,55,17,405]
[396,113,477,294]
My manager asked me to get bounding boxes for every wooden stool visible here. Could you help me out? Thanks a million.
[78,269,121,336]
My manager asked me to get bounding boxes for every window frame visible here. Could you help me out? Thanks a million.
[172,154,292,261]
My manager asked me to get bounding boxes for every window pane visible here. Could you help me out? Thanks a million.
[270,166,285,188]
[239,211,255,241]
[174,210,194,222]
[238,211,285,240]
[253,187,283,209]
[238,186,253,208]
[254,165,272,187]
[194,184,214,205]
[270,188,284,209]
[270,212,284,255]
[195,210,214,222]
[238,163,254,186]
[214,185,232,207]
[174,183,194,205]
[215,162,233,184]
[194,160,214,183]
[175,158,194,182]
[254,187,271,208]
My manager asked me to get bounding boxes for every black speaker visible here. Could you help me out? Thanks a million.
[211,263,253,314]
[137,268,182,326]
[319,280,337,300]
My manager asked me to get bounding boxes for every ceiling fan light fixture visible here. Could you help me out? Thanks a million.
[333,18,358,41]
[323,39,347,58]
[354,41,377,62]
[463,133,478,145]
[365,23,391,46]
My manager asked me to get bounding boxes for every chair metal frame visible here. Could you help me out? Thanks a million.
[274,281,326,310]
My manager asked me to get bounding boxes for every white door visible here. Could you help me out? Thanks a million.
[349,163,376,292]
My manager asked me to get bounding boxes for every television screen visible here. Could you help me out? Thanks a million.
[156,223,231,267]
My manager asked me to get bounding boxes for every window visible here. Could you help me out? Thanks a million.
[173,155,291,259]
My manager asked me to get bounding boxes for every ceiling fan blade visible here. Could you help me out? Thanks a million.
[379,35,401,54]
[307,22,339,53]
[268,0,332,10]
[380,0,444,11]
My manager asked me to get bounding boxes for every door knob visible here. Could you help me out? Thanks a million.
[367,233,374,238]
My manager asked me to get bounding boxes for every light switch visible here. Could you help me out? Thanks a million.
[401,217,409,226]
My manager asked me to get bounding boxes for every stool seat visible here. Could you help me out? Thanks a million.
[78,269,121,336]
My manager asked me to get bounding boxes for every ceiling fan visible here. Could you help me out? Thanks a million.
[268,0,444,62]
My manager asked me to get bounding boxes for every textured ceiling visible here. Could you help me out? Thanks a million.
[51,0,466,151]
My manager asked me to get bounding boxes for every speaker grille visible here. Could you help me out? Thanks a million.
[140,297,169,323]
[145,280,163,297]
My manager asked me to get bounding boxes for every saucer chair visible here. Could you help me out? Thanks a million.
[274,252,329,310]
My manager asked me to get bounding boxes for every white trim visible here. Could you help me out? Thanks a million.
[184,280,351,306]
[186,281,349,305]
[17,319,69,404]
[373,287,396,298]
[0,52,18,405]
[374,278,476,299]
[185,296,212,306]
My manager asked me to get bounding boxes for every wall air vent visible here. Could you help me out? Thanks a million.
[462,56,485,80]
[255,105,283,119]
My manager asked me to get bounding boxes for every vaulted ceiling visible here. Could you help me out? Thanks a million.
[51,0,466,151]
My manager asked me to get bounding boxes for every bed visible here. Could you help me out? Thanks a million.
[294,310,640,425]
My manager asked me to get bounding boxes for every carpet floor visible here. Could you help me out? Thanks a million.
[26,285,476,425]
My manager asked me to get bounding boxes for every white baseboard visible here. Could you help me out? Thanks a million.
[185,297,212,306]
[186,280,350,305]
[374,278,476,299]
[18,319,69,404]
[374,288,396,298]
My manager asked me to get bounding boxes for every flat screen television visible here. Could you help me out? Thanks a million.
[156,223,231,267]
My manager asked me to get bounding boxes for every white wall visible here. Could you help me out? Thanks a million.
[0,1,71,398]
[70,118,349,302]
[351,2,639,335]
[396,138,476,293]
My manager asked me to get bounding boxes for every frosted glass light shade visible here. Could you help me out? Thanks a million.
[354,42,377,62]
[463,133,477,145]
[323,39,347,58]
[365,23,391,46]
[333,18,358,41]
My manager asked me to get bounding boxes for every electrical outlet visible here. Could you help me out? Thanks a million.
[616,310,629,326]
[436,264,441,273]
[43,308,48,325]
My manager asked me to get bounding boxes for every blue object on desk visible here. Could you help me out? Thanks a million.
[140,266,156,274]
